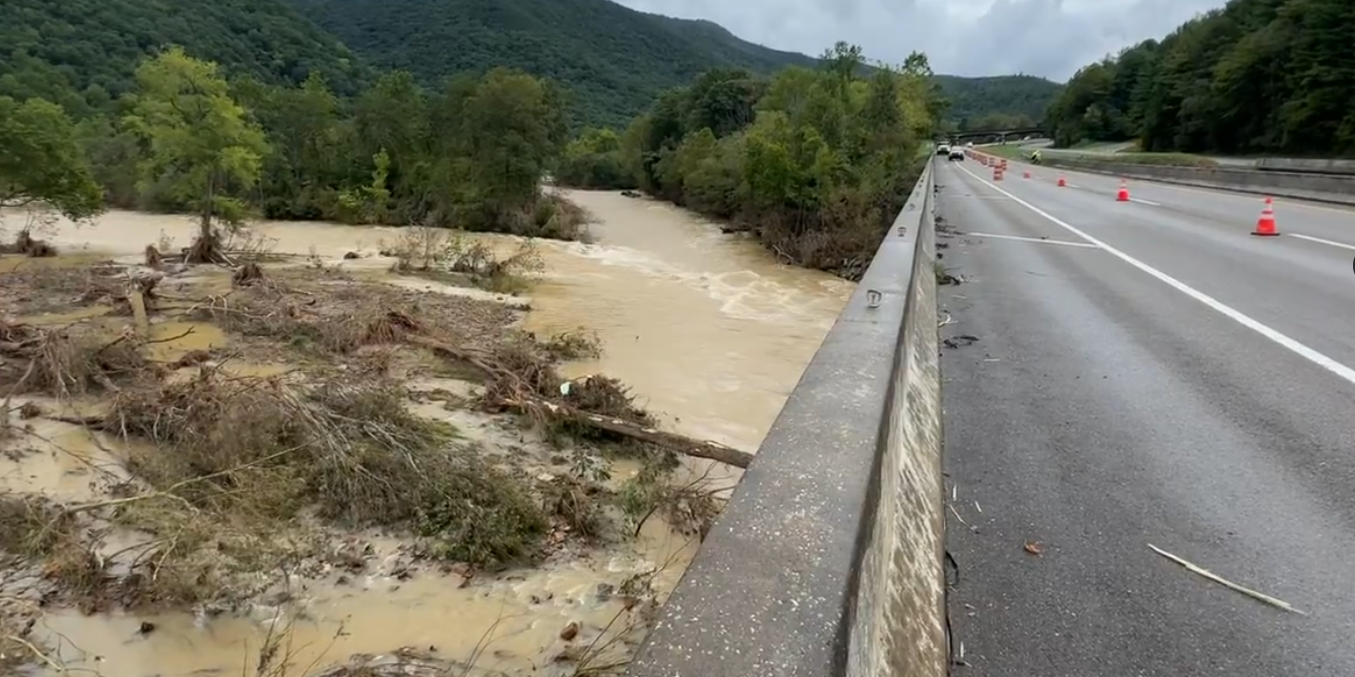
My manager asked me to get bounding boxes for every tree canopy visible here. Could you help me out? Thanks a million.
[557,43,942,280]
[1045,0,1355,156]
[0,0,370,119]
[0,96,104,221]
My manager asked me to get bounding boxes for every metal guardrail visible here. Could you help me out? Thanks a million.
[625,161,947,677]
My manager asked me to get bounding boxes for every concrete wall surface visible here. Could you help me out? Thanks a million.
[1256,157,1355,175]
[1040,157,1355,205]
[624,161,947,677]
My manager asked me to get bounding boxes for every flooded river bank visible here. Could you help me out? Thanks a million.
[1,190,851,676]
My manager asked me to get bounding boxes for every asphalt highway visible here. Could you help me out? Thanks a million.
[937,157,1355,676]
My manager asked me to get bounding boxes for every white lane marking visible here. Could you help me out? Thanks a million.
[966,232,1099,249]
[954,163,1355,387]
[1290,233,1355,252]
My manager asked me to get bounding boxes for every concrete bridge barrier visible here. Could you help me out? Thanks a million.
[1036,155,1355,206]
[625,161,947,677]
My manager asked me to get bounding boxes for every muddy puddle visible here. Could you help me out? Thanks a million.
[1,191,849,676]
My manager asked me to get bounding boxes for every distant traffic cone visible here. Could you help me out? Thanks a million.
[1023,170,1031,179]
[1057,176,1066,187]
[1116,179,1130,202]
[993,166,1003,181]
[1252,197,1279,236]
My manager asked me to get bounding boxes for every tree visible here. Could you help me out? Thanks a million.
[1044,0,1355,157]
[557,128,635,189]
[125,47,268,262]
[458,68,568,228]
[239,72,346,220]
[0,95,104,223]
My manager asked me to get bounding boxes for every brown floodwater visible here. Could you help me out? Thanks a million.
[4,191,851,676]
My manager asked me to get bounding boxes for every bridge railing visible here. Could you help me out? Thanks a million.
[625,160,947,677]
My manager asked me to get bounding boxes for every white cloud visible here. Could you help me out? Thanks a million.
[614,0,1225,80]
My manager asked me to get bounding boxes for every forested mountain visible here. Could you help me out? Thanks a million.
[1,0,1057,131]
[1045,0,1355,156]
[935,75,1062,130]
[282,0,1057,129]
[0,0,370,117]
[281,0,821,128]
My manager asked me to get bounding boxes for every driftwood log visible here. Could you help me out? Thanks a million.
[404,334,754,469]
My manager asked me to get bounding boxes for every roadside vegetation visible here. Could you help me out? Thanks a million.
[1045,0,1355,157]
[555,43,943,281]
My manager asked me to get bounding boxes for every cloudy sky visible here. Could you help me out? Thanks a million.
[614,0,1224,81]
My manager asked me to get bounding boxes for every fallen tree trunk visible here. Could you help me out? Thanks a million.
[507,395,753,469]
[404,334,754,469]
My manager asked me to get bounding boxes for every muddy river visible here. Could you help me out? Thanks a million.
[3,190,851,676]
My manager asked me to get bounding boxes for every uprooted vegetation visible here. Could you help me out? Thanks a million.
[0,249,743,675]
[0,229,59,258]
[379,225,547,294]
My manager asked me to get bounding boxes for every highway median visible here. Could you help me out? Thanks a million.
[973,149,1355,206]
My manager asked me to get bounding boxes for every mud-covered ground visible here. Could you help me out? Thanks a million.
[0,227,723,677]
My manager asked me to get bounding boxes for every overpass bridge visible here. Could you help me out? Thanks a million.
[624,150,1355,676]
[948,126,1046,143]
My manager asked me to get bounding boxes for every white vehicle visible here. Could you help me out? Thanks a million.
[937,143,952,156]
[949,148,964,161]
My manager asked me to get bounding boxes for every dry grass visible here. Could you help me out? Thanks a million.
[0,323,150,397]
[101,372,548,570]
[538,328,602,361]
[0,260,126,315]
[0,493,72,558]
[0,229,58,258]
[192,271,519,357]
[0,493,106,601]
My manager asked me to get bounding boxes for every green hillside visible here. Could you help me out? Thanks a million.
[643,15,820,72]
[282,0,1058,128]
[935,75,1062,127]
[0,0,1060,131]
[0,0,372,116]
[281,0,820,127]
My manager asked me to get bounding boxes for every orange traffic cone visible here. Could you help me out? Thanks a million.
[1252,197,1279,236]
[993,166,1003,181]
[1023,170,1031,179]
[1057,176,1066,187]
[1116,179,1130,202]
